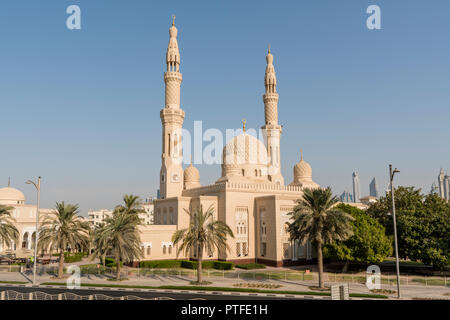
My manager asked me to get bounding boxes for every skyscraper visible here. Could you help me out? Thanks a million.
[369,177,379,198]
[340,191,353,203]
[352,172,361,203]
[438,169,449,200]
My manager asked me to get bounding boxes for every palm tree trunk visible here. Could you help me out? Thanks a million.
[342,260,349,273]
[197,245,203,284]
[317,242,324,288]
[115,255,121,281]
[58,250,65,279]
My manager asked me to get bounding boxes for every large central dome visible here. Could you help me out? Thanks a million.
[218,132,270,182]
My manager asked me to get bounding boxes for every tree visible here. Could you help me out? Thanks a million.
[113,194,145,218]
[0,205,19,250]
[288,188,354,288]
[323,204,393,271]
[172,205,234,284]
[91,195,144,280]
[38,202,90,278]
[367,186,450,269]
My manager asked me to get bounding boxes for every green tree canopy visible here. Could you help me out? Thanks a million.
[324,204,393,268]
[367,186,450,269]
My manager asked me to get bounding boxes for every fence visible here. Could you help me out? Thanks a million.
[6,265,449,288]
[0,290,201,300]
[130,268,448,287]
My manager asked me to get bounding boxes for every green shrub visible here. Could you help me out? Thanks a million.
[181,260,197,269]
[213,261,234,270]
[180,260,217,269]
[139,260,183,269]
[105,257,122,268]
[235,263,266,270]
[63,252,85,263]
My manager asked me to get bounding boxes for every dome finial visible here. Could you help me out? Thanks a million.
[300,149,303,161]
[242,119,246,132]
[172,14,176,26]
[268,44,271,54]
[8,177,10,187]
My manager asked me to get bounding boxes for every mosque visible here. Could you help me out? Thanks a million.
[137,19,321,267]
[1,20,322,267]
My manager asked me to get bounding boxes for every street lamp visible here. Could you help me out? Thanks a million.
[389,165,401,299]
[26,177,41,286]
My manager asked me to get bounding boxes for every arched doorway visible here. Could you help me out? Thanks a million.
[22,232,29,249]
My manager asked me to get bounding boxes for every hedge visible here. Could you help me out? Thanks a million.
[138,260,234,270]
[235,263,266,270]
[105,257,122,268]
[213,261,233,270]
[139,260,183,269]
[63,252,85,263]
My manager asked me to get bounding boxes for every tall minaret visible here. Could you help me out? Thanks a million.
[159,16,185,199]
[262,46,284,185]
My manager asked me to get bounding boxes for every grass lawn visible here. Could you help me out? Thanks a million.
[40,282,388,299]
[0,280,28,284]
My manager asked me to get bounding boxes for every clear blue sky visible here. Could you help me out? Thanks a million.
[1,0,449,215]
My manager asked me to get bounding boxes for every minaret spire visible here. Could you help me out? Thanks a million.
[159,17,185,199]
[261,47,284,185]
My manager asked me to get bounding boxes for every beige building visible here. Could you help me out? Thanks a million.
[87,199,154,227]
[0,186,53,258]
[137,21,321,267]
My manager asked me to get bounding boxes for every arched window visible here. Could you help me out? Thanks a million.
[22,233,29,249]
[242,242,248,256]
[31,232,36,249]
[147,247,151,256]
[236,243,241,257]
[168,246,172,254]
[163,245,167,254]
[242,169,245,176]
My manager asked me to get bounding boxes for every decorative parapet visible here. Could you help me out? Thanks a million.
[182,182,303,196]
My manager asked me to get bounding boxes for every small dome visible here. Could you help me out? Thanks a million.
[0,187,25,204]
[184,164,200,183]
[294,159,312,180]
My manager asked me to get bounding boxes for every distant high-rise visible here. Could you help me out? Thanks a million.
[352,172,361,203]
[340,191,353,203]
[369,177,379,198]
[438,169,449,200]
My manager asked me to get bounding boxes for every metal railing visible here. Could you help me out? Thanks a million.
[0,290,206,300]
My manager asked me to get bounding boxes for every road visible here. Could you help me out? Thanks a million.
[0,284,310,300]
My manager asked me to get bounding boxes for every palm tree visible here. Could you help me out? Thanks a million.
[92,210,143,280]
[0,205,19,251]
[172,205,234,284]
[288,187,354,288]
[113,194,145,218]
[90,222,108,267]
[38,202,90,278]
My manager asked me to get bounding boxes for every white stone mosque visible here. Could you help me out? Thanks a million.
[138,19,320,266]
[1,19,321,266]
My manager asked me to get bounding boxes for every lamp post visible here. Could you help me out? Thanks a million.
[389,165,401,299]
[26,177,41,286]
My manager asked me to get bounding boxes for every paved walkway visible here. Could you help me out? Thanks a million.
[1,270,449,300]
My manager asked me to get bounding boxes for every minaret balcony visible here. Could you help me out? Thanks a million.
[164,71,182,82]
